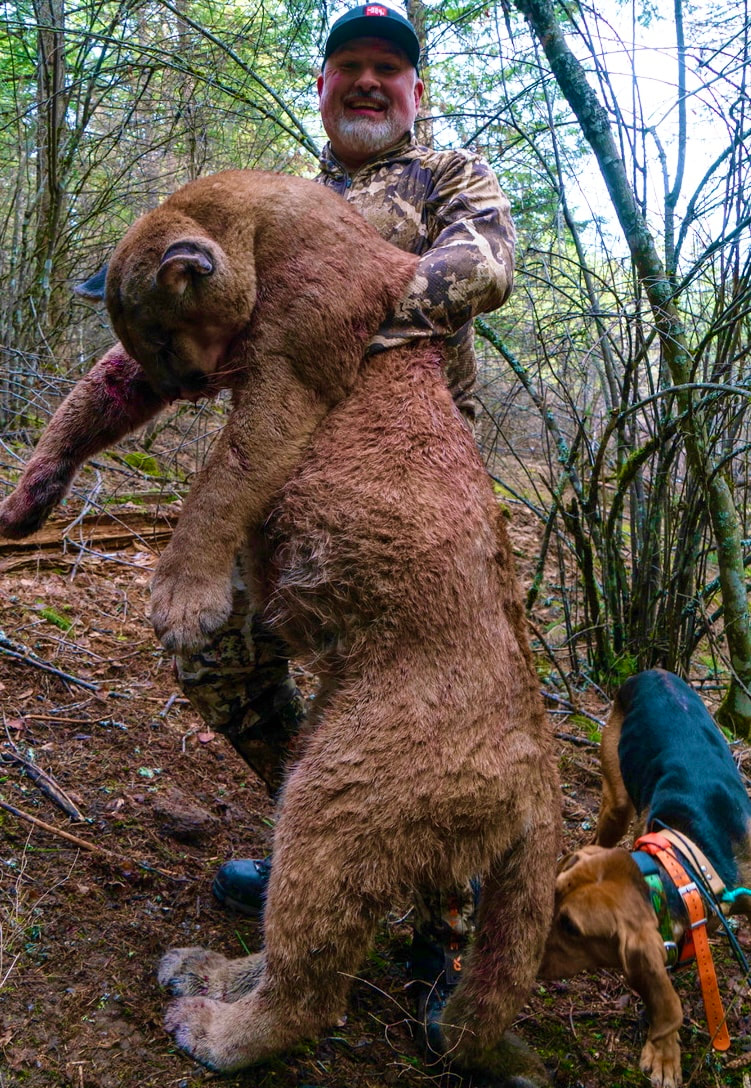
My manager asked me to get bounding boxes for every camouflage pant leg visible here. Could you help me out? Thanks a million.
[411,881,479,988]
[174,563,306,797]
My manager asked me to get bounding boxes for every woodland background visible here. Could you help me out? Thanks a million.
[1,0,750,731]
[0,3,750,1087]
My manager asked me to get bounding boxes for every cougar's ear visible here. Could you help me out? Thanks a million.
[74,264,108,301]
[157,240,215,294]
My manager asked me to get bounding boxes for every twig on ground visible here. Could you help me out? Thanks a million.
[18,713,106,724]
[0,630,99,692]
[554,731,600,749]
[0,744,87,821]
[159,692,181,717]
[529,620,576,704]
[0,797,188,881]
[542,688,605,728]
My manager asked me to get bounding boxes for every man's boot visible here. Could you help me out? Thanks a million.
[410,885,552,1087]
[209,669,305,915]
[212,856,273,916]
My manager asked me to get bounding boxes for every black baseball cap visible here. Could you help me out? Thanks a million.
[323,5,421,70]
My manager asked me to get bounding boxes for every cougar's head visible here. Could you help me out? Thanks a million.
[105,212,256,401]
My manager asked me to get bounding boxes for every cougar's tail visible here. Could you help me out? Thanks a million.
[440,814,557,1074]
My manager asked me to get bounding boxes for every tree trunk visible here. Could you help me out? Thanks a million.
[405,1,434,147]
[33,0,68,334]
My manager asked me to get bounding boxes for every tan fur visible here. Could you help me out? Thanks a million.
[102,170,422,652]
[93,170,561,1074]
[594,700,639,846]
[540,700,751,1088]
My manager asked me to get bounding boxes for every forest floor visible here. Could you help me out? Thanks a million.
[0,498,750,1088]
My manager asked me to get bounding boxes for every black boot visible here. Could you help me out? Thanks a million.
[212,856,272,916]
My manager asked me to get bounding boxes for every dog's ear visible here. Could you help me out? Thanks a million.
[157,240,216,294]
[560,892,619,942]
[615,884,669,982]
[556,845,607,876]
[557,852,581,875]
[540,884,622,978]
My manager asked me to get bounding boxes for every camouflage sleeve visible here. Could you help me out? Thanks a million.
[367,152,515,354]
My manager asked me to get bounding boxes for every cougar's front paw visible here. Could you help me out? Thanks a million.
[150,558,233,652]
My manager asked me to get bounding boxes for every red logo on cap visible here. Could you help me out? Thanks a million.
[365,5,388,15]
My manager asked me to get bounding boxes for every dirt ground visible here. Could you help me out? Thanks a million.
[0,498,749,1088]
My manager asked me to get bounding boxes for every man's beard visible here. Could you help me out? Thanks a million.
[329,111,407,159]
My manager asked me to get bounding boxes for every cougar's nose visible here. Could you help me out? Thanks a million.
[180,369,209,395]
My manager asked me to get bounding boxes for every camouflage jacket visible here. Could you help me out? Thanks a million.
[316,133,516,422]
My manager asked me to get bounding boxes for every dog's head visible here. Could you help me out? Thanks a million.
[539,845,661,980]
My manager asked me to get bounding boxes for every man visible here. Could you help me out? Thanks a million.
[193,0,516,1014]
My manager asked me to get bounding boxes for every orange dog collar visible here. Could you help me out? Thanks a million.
[634,831,731,1052]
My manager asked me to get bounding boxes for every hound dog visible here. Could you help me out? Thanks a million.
[540,668,751,1088]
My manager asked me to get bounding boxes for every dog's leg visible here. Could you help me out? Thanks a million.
[440,811,558,1077]
[594,700,635,846]
[619,922,684,1087]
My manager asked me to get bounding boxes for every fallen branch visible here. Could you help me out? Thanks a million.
[554,731,600,749]
[19,714,107,724]
[0,508,177,555]
[0,797,187,881]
